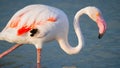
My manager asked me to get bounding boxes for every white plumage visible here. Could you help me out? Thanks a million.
[0,4,107,67]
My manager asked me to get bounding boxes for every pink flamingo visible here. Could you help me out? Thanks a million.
[0,4,106,67]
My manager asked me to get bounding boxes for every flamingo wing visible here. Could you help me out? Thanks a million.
[4,5,58,36]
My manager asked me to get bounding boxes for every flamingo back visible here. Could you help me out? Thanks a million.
[4,5,60,36]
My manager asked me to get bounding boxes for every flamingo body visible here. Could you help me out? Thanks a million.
[1,5,69,48]
[0,4,107,66]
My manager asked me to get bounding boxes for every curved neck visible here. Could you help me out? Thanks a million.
[58,9,84,55]
[74,9,85,46]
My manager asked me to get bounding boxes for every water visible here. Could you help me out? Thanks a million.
[0,0,120,68]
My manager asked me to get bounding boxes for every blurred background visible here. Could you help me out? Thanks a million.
[0,0,120,68]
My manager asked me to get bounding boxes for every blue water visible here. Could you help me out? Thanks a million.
[0,0,120,68]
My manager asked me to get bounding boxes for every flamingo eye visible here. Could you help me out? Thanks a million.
[96,12,100,17]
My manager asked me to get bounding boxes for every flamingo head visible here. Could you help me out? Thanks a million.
[84,6,107,39]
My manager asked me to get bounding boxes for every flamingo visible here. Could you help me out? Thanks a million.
[0,4,106,67]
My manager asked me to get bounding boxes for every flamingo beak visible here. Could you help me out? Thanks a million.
[98,32,104,39]
[96,15,107,39]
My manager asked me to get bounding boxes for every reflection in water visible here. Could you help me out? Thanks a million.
[0,0,120,68]
[36,63,41,68]
[63,66,76,68]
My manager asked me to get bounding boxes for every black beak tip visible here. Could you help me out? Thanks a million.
[98,33,104,39]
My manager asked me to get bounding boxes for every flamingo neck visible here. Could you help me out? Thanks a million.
[74,9,85,47]
[58,9,85,55]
